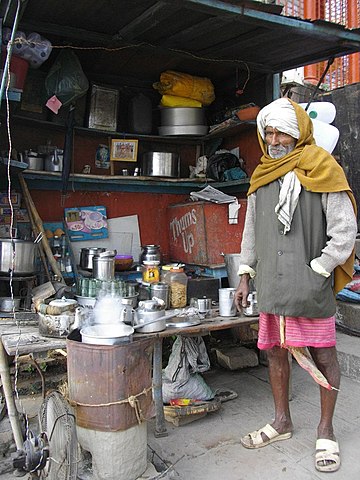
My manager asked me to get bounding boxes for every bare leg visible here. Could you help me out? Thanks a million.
[309,346,340,441]
[262,346,293,440]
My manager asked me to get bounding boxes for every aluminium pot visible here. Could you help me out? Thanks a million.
[92,250,116,280]
[0,297,21,312]
[0,239,36,275]
[160,107,206,126]
[80,247,106,270]
[142,152,180,177]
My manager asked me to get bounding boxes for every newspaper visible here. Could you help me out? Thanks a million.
[190,185,237,204]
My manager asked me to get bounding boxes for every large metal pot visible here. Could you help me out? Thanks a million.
[80,247,106,270]
[0,239,36,275]
[160,107,206,126]
[142,152,180,177]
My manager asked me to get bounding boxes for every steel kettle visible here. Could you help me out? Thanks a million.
[45,149,64,172]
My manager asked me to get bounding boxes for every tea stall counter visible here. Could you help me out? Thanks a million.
[0,313,258,446]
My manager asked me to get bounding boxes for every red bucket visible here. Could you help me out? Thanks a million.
[1,53,29,90]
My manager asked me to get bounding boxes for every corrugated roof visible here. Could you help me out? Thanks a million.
[3,0,360,91]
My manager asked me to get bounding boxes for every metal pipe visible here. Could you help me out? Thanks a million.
[0,340,23,449]
[0,0,22,108]
[152,337,168,437]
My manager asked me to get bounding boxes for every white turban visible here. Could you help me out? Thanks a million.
[257,98,300,141]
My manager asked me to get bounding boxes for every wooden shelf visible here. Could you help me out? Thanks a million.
[20,170,250,194]
[9,114,255,143]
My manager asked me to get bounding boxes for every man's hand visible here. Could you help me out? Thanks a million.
[234,273,250,312]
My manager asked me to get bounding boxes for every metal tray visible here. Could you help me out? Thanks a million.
[166,317,201,328]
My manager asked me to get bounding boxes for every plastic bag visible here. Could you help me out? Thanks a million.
[45,50,89,107]
[162,336,214,403]
[154,70,215,106]
[206,151,240,181]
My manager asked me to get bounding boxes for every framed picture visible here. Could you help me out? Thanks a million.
[110,139,138,162]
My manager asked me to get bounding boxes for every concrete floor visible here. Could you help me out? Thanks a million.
[147,360,360,480]
[1,331,360,479]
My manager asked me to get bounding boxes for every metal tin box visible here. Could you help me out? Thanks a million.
[167,200,247,266]
[88,84,119,131]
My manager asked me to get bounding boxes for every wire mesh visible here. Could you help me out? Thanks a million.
[278,0,360,89]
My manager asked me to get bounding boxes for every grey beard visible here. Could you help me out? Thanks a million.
[268,143,295,159]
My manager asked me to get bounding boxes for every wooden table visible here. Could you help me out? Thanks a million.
[0,312,259,444]
[134,314,259,436]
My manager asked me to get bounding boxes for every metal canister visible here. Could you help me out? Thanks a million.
[150,282,170,309]
[140,245,161,264]
[92,250,116,280]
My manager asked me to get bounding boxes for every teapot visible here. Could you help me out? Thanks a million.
[45,148,64,172]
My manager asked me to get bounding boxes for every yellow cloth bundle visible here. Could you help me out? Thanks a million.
[153,70,215,106]
[160,94,202,108]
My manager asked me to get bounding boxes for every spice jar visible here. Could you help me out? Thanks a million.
[164,267,188,308]
[142,261,160,283]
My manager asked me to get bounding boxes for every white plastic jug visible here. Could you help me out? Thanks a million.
[311,119,339,154]
[299,102,336,124]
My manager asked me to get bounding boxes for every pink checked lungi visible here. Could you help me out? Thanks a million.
[257,312,336,350]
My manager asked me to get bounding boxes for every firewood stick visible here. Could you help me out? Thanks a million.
[18,174,64,283]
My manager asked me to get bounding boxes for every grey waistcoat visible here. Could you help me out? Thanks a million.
[255,181,336,318]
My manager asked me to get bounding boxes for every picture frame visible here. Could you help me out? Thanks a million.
[110,139,138,162]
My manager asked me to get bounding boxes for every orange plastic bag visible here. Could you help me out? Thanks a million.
[153,70,215,106]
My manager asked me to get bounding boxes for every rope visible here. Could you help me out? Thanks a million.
[69,386,152,424]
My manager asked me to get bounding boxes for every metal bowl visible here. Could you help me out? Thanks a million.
[80,324,134,345]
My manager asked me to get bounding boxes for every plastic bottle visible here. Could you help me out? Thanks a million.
[164,267,188,308]
[65,253,72,273]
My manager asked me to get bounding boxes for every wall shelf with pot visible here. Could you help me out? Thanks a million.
[1,112,255,193]
[19,170,250,194]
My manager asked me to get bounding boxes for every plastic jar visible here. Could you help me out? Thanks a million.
[164,267,188,308]
[161,263,181,281]
[142,261,160,283]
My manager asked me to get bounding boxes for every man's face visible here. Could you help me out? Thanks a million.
[265,127,297,159]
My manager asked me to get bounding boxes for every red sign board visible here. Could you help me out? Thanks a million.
[167,200,247,266]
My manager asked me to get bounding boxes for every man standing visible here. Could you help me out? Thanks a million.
[234,97,357,473]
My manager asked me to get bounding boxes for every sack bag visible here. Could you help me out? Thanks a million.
[162,336,214,403]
